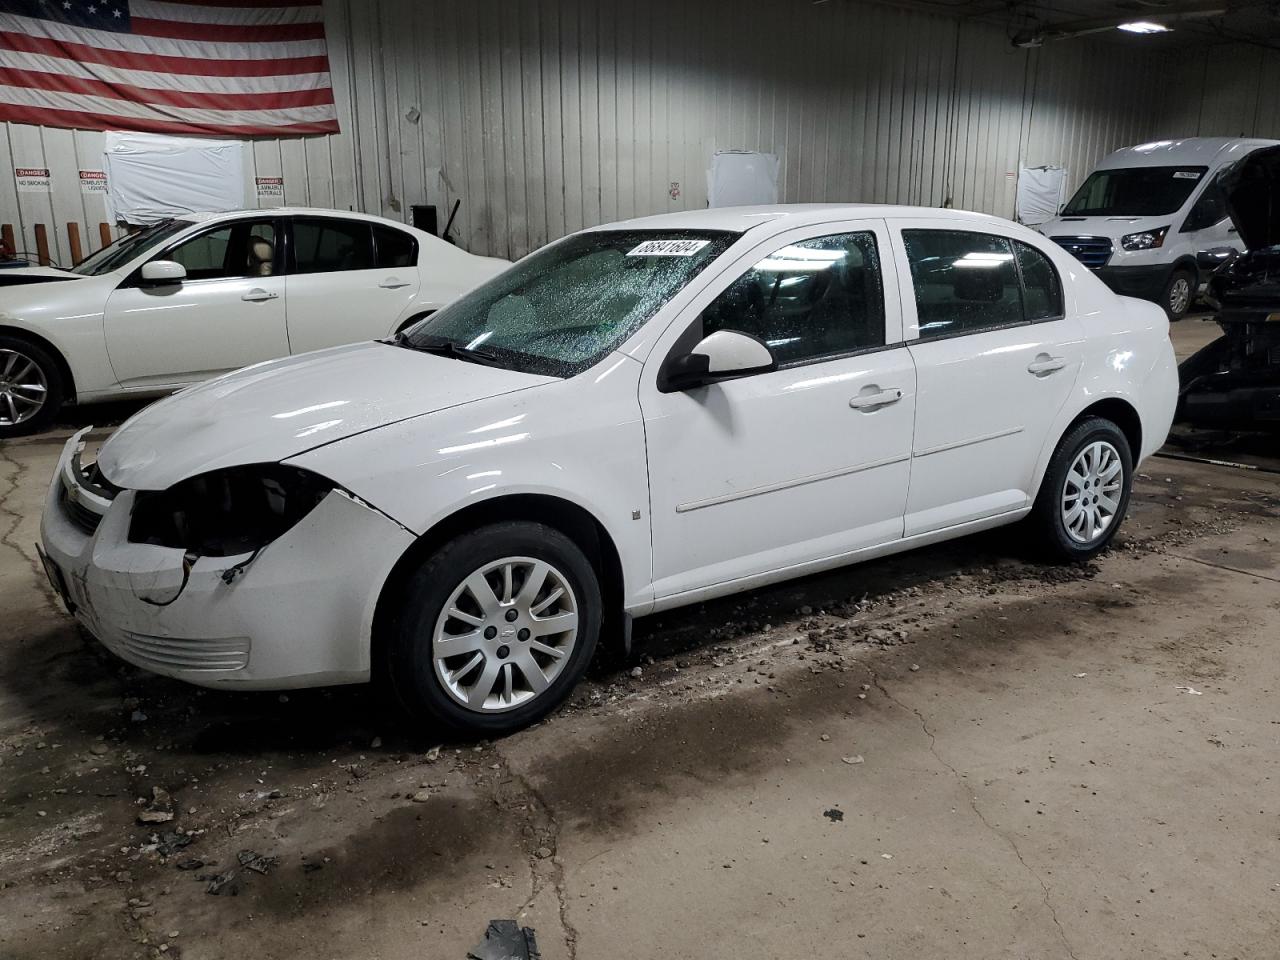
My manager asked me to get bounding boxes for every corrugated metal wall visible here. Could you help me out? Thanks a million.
[1159,42,1280,140]
[0,0,1208,265]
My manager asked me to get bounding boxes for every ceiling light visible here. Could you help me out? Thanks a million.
[1117,21,1172,33]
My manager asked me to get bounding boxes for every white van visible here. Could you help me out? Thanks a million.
[1038,137,1278,319]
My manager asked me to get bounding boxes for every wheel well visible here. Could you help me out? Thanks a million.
[0,325,76,402]
[1170,257,1199,285]
[395,310,434,334]
[1069,398,1142,458]
[371,494,628,668]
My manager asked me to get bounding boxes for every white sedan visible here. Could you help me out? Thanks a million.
[0,208,507,437]
[40,204,1178,735]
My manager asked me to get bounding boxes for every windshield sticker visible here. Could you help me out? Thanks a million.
[1172,171,1201,179]
[627,239,711,257]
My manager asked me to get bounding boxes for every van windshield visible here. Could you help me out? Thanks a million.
[1062,166,1209,217]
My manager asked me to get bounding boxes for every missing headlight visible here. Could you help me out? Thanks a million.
[129,465,336,557]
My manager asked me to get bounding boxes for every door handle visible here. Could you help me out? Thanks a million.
[1027,355,1066,376]
[379,277,411,289]
[242,289,279,302]
[849,387,903,410]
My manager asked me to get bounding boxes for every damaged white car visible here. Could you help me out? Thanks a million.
[40,205,1178,734]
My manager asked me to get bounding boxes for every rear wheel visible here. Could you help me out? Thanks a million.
[0,335,64,438]
[385,521,601,735]
[1029,417,1133,561]
[1162,268,1195,320]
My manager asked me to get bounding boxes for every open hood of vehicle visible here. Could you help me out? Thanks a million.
[1223,144,1280,252]
[97,341,557,490]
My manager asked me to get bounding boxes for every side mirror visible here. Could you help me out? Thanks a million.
[659,329,776,393]
[140,260,186,285]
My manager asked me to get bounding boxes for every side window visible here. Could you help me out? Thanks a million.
[374,225,418,268]
[904,230,1022,339]
[292,219,374,274]
[701,232,886,366]
[164,221,275,281]
[1181,176,1228,232]
[1015,241,1063,321]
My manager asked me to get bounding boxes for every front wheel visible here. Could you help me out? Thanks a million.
[384,521,601,735]
[1029,417,1133,561]
[1162,268,1195,321]
[0,336,64,438]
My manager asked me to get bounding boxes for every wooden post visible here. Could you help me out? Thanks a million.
[34,223,50,266]
[1,224,15,257]
[67,222,83,264]
[99,222,112,250]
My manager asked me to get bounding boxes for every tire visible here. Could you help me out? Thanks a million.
[0,335,64,439]
[1029,417,1134,562]
[1161,268,1195,321]
[384,521,601,735]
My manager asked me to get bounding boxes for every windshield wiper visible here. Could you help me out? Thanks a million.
[392,335,507,367]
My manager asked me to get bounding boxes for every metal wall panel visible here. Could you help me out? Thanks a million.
[0,0,1187,265]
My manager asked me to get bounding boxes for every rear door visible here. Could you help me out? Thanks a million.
[892,220,1085,536]
[284,217,422,353]
[103,217,287,388]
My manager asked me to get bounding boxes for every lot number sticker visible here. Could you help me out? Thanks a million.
[628,239,710,257]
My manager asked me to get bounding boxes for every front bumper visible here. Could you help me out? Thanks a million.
[1095,264,1174,302]
[38,431,415,690]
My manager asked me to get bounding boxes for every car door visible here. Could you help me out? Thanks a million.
[640,221,916,602]
[1179,171,1239,261]
[284,217,422,353]
[102,217,288,388]
[892,220,1085,537]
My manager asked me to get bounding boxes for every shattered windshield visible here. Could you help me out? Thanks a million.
[401,230,737,377]
[69,219,192,275]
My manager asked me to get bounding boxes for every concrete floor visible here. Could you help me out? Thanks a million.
[3,322,1279,960]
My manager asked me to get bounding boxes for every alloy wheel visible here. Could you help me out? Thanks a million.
[432,556,579,713]
[1061,440,1124,544]
[0,348,48,426]
[1168,276,1191,315]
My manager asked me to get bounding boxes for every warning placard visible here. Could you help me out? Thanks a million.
[255,176,284,201]
[79,169,107,195]
[15,167,50,193]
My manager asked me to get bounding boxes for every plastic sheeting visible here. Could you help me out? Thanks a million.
[707,150,780,208]
[1016,165,1067,226]
[104,132,246,225]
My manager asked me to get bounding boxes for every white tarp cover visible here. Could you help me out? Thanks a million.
[707,150,780,208]
[104,132,246,225]
[1016,165,1068,226]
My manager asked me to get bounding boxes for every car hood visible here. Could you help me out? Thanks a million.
[1222,144,1280,252]
[0,265,85,288]
[97,341,557,490]
[1039,215,1170,239]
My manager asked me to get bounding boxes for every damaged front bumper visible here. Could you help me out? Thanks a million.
[38,430,415,690]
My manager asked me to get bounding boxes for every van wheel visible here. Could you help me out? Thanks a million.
[1029,417,1133,562]
[1162,269,1194,320]
[385,522,601,735]
[0,335,64,438]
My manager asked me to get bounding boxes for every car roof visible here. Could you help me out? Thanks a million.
[1095,137,1280,170]
[178,207,417,227]
[588,203,1015,235]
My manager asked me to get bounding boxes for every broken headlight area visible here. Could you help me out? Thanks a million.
[128,465,336,557]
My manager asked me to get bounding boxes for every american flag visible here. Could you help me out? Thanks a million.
[0,0,338,136]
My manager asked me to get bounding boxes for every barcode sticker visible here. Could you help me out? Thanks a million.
[1172,171,1201,179]
[627,239,711,257]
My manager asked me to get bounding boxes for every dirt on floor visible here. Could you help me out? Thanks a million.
[2,426,1279,960]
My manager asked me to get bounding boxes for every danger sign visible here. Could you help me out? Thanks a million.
[15,167,50,193]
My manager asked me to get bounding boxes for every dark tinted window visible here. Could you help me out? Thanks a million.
[701,232,885,366]
[1062,166,1207,217]
[292,219,373,274]
[163,220,275,281]
[1181,175,1229,232]
[905,230,1022,339]
[1015,241,1063,320]
[375,225,417,268]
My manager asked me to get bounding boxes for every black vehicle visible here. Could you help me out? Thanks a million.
[1178,145,1280,431]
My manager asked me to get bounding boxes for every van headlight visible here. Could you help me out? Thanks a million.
[1120,226,1169,251]
[129,465,335,556]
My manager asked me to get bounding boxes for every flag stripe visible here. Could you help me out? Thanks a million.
[0,101,338,135]
[130,17,325,43]
[0,30,331,77]
[0,47,331,94]
[0,81,337,123]
[0,65,334,109]
[0,13,328,60]
[132,1,323,25]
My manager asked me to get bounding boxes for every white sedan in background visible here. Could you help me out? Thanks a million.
[0,208,507,436]
[40,204,1178,735]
